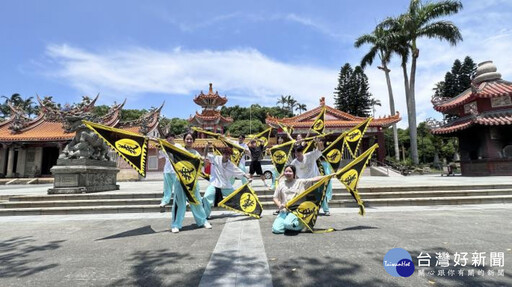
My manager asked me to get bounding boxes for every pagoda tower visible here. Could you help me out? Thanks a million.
[189,83,233,137]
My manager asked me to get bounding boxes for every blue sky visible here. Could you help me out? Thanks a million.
[1,0,511,127]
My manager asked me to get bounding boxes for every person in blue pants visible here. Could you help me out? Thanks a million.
[272,165,327,234]
[159,133,182,208]
[230,135,249,187]
[170,133,211,233]
[202,143,251,218]
[320,159,333,216]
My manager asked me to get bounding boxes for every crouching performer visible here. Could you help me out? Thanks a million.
[272,165,326,234]
[202,142,251,218]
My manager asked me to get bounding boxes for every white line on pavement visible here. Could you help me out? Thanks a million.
[199,216,273,287]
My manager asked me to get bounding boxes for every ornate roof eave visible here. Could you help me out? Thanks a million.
[6,102,34,134]
[431,108,512,135]
[188,111,233,124]
[192,83,228,107]
[266,108,400,128]
[101,98,126,127]
[432,80,512,113]
[119,101,164,135]
[36,94,62,121]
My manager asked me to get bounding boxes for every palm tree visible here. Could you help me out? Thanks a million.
[276,95,288,109]
[1,94,24,119]
[295,103,307,114]
[383,0,463,164]
[287,98,297,115]
[355,25,401,161]
[369,98,381,117]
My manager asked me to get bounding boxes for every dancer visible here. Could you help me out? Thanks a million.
[202,143,251,218]
[159,133,181,208]
[230,134,250,186]
[248,138,270,189]
[290,138,324,179]
[170,133,211,233]
[319,158,333,216]
[272,165,327,234]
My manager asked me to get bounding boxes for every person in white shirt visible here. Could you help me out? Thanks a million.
[202,143,251,218]
[290,138,324,179]
[158,133,182,208]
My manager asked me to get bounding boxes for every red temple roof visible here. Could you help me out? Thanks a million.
[431,108,512,135]
[193,83,228,107]
[0,97,162,142]
[189,110,233,124]
[433,80,512,112]
[266,101,400,130]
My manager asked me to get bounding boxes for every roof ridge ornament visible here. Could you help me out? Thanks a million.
[473,61,502,85]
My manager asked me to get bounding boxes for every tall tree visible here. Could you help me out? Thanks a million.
[369,98,382,117]
[334,63,354,113]
[287,97,298,115]
[0,94,38,119]
[355,25,401,161]
[435,56,476,98]
[382,0,463,164]
[276,95,288,109]
[295,103,307,114]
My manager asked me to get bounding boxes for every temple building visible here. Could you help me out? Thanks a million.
[188,83,233,137]
[0,96,164,178]
[266,97,401,163]
[431,60,512,176]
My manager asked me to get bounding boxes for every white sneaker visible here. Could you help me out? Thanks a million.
[203,222,212,229]
[171,227,179,233]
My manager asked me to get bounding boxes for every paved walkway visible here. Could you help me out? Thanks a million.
[1,175,511,286]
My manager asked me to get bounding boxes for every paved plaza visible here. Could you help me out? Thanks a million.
[1,176,511,286]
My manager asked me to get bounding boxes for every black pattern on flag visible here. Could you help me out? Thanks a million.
[249,127,272,148]
[269,140,295,175]
[344,117,373,158]
[311,107,326,134]
[218,183,263,219]
[218,138,245,166]
[322,132,347,171]
[159,139,202,205]
[200,171,210,181]
[83,120,148,177]
[335,143,378,215]
[285,176,334,233]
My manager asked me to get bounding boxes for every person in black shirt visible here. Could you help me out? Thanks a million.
[248,139,270,189]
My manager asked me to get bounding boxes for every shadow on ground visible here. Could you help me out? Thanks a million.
[106,250,201,287]
[0,236,64,278]
[270,256,387,287]
[96,225,157,241]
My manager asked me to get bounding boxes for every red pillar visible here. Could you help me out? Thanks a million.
[376,130,385,164]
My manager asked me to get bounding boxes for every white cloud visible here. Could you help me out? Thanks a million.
[43,44,337,111]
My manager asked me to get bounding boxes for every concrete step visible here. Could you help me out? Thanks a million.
[8,193,162,202]
[358,184,512,193]
[9,188,512,205]
[0,198,161,208]
[1,195,512,216]
[2,184,512,216]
